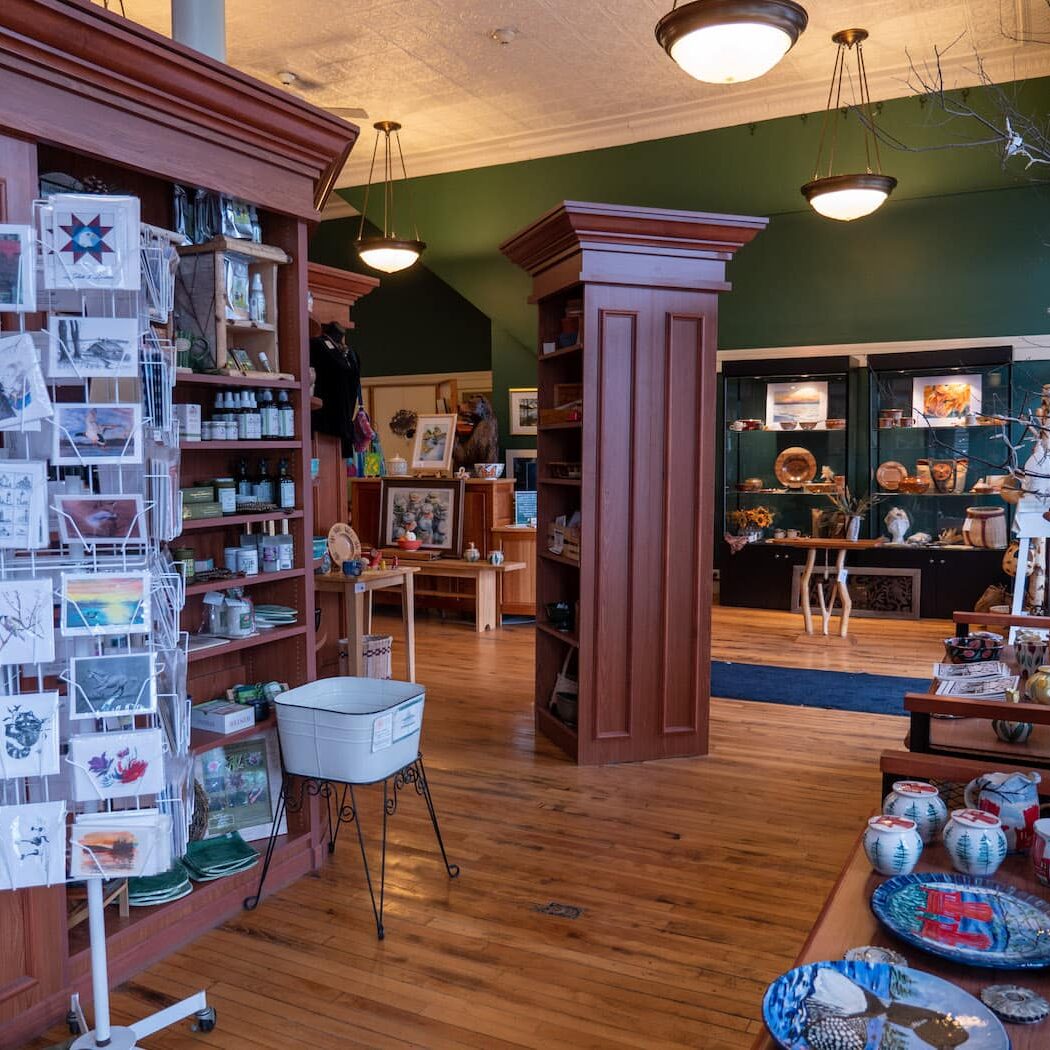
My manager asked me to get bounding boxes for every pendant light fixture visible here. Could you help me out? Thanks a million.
[801,29,897,222]
[355,120,426,274]
[655,1,808,84]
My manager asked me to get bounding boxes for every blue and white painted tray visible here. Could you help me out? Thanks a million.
[762,960,1008,1050]
[872,871,1050,969]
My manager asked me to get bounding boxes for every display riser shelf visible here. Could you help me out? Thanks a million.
[175,371,300,390]
[179,509,304,531]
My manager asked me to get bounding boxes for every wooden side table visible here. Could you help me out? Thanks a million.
[768,538,884,638]
[413,559,526,631]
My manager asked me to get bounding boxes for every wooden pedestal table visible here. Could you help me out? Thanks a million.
[315,567,418,682]
[413,559,526,632]
[769,538,884,638]
[750,836,1050,1050]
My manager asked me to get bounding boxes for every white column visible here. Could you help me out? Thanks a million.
[170,0,227,62]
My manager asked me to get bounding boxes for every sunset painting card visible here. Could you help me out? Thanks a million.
[60,572,150,636]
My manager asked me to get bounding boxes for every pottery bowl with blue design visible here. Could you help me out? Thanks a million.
[944,632,1004,663]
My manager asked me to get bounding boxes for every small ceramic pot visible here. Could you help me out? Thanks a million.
[1033,818,1050,887]
[773,529,786,540]
[780,420,797,431]
[943,809,1008,876]
[882,781,948,845]
[387,455,408,477]
[1026,665,1050,705]
[489,550,505,566]
[863,815,923,876]
[1015,633,1049,688]
[464,542,481,563]
[943,632,1004,664]
[993,718,1034,744]
[784,529,800,539]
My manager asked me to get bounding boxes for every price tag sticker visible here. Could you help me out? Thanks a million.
[371,712,393,752]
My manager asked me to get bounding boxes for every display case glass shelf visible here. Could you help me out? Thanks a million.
[722,358,850,540]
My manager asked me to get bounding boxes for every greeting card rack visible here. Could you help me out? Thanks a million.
[0,1,359,1043]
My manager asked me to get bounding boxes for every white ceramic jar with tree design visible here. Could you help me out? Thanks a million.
[882,780,949,845]
[863,814,923,876]
[943,809,1008,877]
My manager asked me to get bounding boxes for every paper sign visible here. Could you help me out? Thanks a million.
[837,569,848,584]
[371,712,393,752]
[393,698,423,743]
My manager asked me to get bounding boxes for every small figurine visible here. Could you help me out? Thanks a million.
[885,506,910,545]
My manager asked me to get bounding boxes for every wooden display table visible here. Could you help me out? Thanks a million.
[490,525,536,616]
[768,538,884,637]
[750,837,1050,1050]
[315,567,418,681]
[413,559,526,632]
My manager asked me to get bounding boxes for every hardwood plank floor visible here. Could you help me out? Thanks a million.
[32,608,946,1049]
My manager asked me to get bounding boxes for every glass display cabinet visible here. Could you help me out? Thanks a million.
[723,356,852,542]
[868,349,1013,545]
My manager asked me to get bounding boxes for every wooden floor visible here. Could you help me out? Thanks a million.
[33,608,949,1050]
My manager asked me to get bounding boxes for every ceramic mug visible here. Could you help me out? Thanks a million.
[773,529,786,540]
[785,529,800,539]
[1033,818,1050,887]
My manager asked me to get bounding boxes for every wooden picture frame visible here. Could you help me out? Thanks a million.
[379,477,465,556]
[509,388,538,436]
[410,413,458,474]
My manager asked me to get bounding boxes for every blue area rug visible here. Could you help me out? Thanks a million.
[711,661,927,716]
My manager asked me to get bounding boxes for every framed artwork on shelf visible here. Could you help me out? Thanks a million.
[912,375,982,426]
[0,691,60,779]
[0,332,52,431]
[60,571,150,637]
[410,413,458,474]
[51,403,143,465]
[0,578,55,666]
[765,381,828,428]
[379,477,465,556]
[509,388,538,436]
[0,801,66,889]
[195,731,285,841]
[0,460,48,549]
[68,652,158,720]
[0,225,36,312]
[56,494,147,545]
[47,315,140,380]
[505,448,537,487]
[69,728,166,802]
[42,193,141,291]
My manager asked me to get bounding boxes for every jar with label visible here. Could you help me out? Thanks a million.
[260,534,280,573]
[237,546,259,576]
[215,477,237,515]
[173,547,195,581]
[224,591,255,637]
[223,546,241,572]
[276,532,294,570]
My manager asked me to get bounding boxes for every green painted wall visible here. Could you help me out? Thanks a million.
[308,217,490,378]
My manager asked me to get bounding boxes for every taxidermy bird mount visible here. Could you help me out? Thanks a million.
[453,395,499,471]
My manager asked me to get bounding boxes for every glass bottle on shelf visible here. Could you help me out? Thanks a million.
[255,458,274,504]
[246,391,262,440]
[235,391,249,440]
[249,273,266,323]
[236,458,252,498]
[278,458,295,510]
[277,389,294,438]
[260,388,278,438]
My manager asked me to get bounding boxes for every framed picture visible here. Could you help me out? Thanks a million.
[509,388,538,436]
[410,413,458,473]
[56,494,147,545]
[228,347,252,375]
[0,225,36,312]
[379,478,465,556]
[70,810,171,879]
[60,571,150,637]
[766,381,828,428]
[0,801,66,889]
[43,193,140,291]
[195,731,285,841]
[0,460,48,549]
[0,691,60,779]
[68,652,158,720]
[912,375,982,427]
[505,448,537,488]
[47,315,140,380]
[52,402,142,466]
[0,578,55,666]
[0,332,52,431]
[69,728,165,802]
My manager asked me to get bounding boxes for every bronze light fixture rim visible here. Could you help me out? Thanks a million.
[655,0,810,55]
[800,172,898,202]
[355,236,428,255]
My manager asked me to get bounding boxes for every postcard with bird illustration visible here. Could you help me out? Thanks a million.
[0,801,66,890]
[0,578,55,666]
[51,402,142,466]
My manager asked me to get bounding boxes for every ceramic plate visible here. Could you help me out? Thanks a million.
[327,523,361,567]
[871,872,1050,969]
[762,960,1008,1050]
[876,461,908,491]
[774,447,817,488]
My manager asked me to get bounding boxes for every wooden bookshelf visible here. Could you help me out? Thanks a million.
[0,2,358,1042]
[502,202,767,764]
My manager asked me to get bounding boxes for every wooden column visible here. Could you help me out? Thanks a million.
[501,202,767,764]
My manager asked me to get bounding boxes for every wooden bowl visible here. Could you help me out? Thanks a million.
[897,475,930,495]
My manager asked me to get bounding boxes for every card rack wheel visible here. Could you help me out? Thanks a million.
[66,1009,82,1036]
[193,1006,217,1033]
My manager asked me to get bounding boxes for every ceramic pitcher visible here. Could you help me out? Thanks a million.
[882,781,948,845]
[964,771,1044,853]
[943,809,1008,876]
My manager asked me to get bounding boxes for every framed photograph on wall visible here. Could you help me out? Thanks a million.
[509,388,538,436]
[505,448,537,488]
[410,413,457,474]
[765,381,828,428]
[379,477,465,556]
[911,375,982,427]
[0,225,36,312]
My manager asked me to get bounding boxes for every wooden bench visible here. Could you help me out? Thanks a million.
[411,559,526,632]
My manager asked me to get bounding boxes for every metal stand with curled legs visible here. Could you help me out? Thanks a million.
[243,753,459,939]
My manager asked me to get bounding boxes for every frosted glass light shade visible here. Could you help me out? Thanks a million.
[656,1,808,84]
[801,174,897,222]
[356,238,425,273]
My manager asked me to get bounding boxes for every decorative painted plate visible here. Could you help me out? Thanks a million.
[876,460,908,491]
[774,446,817,489]
[762,960,1008,1050]
[872,872,1050,969]
[327,523,361,567]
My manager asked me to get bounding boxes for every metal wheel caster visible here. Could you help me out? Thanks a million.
[66,1009,82,1035]
[193,1006,217,1033]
